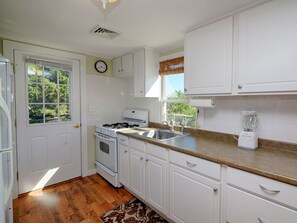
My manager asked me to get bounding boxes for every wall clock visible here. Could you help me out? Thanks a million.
[95,60,108,73]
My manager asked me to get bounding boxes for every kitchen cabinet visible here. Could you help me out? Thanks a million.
[134,48,160,97]
[237,0,297,94]
[226,167,297,223]
[184,17,233,95]
[129,138,146,199]
[129,148,145,199]
[118,144,129,187]
[118,135,129,187]
[169,150,221,223]
[113,53,133,78]
[145,144,167,215]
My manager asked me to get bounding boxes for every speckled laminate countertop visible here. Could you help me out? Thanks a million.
[118,128,297,187]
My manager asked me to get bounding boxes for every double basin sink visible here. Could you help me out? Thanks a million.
[135,129,188,141]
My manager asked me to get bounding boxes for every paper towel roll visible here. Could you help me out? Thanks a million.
[189,98,215,108]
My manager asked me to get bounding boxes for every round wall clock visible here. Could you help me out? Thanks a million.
[95,60,108,73]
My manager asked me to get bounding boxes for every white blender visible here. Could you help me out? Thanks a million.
[238,110,258,150]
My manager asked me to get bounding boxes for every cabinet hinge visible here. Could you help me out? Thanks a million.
[15,119,17,128]
[16,172,19,181]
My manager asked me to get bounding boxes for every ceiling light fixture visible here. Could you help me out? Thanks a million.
[99,0,118,9]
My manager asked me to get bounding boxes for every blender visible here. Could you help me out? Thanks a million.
[238,111,258,150]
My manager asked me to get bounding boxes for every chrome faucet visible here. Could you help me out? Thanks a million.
[179,122,185,133]
[162,120,175,131]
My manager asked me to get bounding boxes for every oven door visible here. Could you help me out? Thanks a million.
[95,133,117,172]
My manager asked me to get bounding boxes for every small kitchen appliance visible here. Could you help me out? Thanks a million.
[95,109,148,187]
[238,110,258,150]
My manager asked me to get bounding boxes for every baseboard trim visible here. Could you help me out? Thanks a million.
[83,168,96,177]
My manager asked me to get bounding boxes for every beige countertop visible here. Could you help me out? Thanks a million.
[118,128,297,187]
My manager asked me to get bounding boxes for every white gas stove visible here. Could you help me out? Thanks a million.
[94,109,148,187]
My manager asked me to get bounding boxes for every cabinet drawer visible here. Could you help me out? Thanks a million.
[129,138,146,152]
[226,186,297,223]
[118,134,129,146]
[146,143,167,160]
[169,150,221,180]
[227,167,297,209]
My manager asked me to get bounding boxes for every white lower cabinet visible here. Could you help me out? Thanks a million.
[129,148,145,200]
[225,167,297,223]
[226,186,297,223]
[118,144,129,187]
[145,153,167,215]
[169,164,220,223]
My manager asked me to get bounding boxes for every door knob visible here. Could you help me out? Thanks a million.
[74,123,80,128]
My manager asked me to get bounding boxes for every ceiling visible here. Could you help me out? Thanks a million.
[0,0,265,58]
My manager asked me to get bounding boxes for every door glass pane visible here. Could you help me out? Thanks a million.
[59,70,70,84]
[29,104,44,124]
[45,104,58,123]
[44,83,58,103]
[28,83,43,103]
[27,64,43,83]
[27,60,72,124]
[59,85,70,103]
[44,67,58,84]
[59,104,71,121]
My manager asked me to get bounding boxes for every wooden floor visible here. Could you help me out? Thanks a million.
[13,174,133,223]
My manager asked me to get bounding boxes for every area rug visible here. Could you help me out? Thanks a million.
[100,198,168,223]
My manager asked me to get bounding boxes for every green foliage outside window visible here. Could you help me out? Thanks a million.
[165,90,196,128]
[27,63,71,124]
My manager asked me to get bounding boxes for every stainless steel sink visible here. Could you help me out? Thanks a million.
[136,129,187,141]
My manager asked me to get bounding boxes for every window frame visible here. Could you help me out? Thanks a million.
[25,60,73,125]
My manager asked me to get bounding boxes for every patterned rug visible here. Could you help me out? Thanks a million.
[100,198,168,223]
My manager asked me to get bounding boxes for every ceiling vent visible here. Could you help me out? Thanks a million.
[90,25,120,39]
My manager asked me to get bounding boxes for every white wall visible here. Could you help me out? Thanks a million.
[127,79,161,122]
[86,74,130,169]
[202,95,297,144]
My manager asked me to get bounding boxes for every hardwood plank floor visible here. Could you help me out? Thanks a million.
[13,174,133,223]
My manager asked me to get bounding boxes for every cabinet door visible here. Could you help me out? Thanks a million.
[133,49,145,97]
[121,53,133,74]
[226,186,297,223]
[145,154,167,215]
[130,148,145,199]
[237,0,297,93]
[184,17,233,95]
[112,57,122,76]
[169,164,220,223]
[118,144,129,188]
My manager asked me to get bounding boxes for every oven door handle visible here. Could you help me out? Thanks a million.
[94,133,117,143]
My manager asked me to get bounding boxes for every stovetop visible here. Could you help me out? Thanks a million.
[102,122,140,129]
[95,109,148,138]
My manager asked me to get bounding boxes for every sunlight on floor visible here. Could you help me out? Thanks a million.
[31,167,60,193]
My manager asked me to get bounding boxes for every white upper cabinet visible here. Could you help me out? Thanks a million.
[184,17,233,95]
[134,48,160,98]
[237,0,297,94]
[112,53,133,78]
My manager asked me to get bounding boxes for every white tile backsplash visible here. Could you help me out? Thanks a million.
[203,95,297,144]
[86,74,130,125]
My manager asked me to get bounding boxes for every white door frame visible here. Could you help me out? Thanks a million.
[3,40,88,198]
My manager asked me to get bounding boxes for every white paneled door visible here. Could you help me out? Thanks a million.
[15,50,81,194]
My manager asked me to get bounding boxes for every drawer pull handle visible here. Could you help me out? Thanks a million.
[259,185,280,194]
[140,157,143,160]
[146,159,149,162]
[213,187,218,192]
[186,161,197,167]
[124,150,128,153]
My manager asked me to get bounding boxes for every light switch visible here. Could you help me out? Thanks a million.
[88,105,95,112]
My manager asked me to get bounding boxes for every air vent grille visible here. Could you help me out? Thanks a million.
[90,25,120,39]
